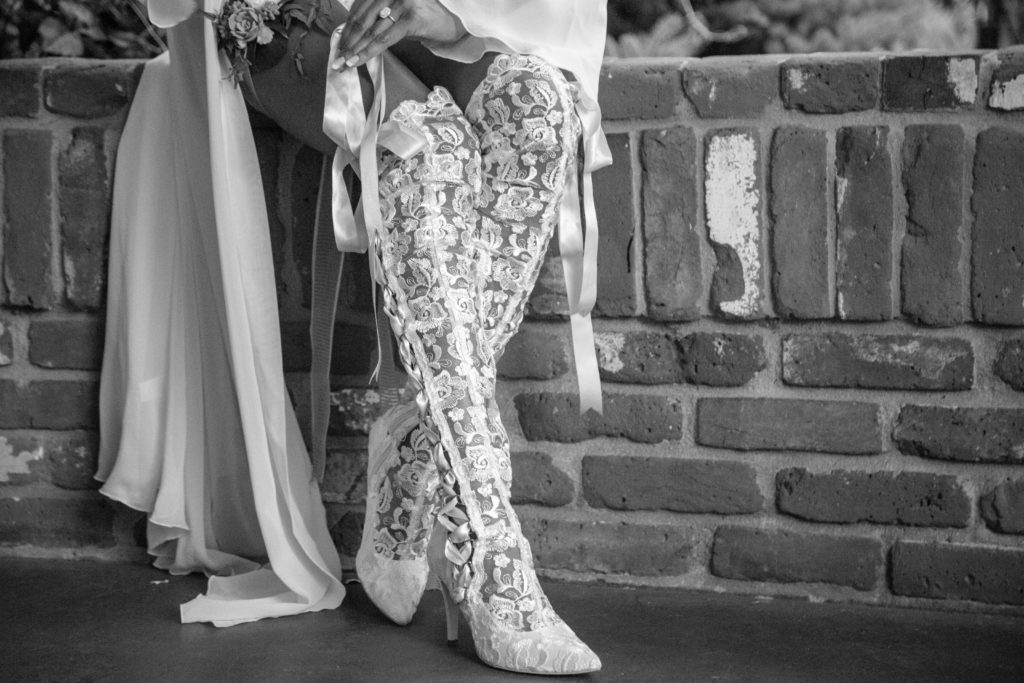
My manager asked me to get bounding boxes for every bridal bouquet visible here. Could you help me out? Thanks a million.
[205,0,333,83]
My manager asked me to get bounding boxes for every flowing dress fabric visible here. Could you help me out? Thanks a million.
[96,1,344,626]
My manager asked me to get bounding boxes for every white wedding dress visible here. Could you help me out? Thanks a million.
[96,0,344,626]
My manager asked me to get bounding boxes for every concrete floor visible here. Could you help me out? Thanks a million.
[2,559,1023,682]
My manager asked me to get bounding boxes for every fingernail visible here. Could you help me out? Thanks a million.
[345,56,359,67]
[332,59,344,71]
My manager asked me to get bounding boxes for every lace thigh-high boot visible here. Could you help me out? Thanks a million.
[374,70,599,674]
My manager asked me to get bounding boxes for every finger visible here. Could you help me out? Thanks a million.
[345,12,403,62]
[338,0,394,57]
[341,16,410,71]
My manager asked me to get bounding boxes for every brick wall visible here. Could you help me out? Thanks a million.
[2,51,1023,612]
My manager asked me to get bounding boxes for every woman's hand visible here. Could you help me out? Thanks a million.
[332,0,466,71]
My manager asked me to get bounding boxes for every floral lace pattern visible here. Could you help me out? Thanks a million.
[372,425,439,560]
[374,56,580,635]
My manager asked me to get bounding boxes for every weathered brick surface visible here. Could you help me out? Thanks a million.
[515,393,683,444]
[894,406,1024,464]
[642,127,702,322]
[43,63,140,118]
[0,317,12,365]
[0,496,114,547]
[835,127,894,321]
[678,332,765,387]
[497,327,569,380]
[711,526,882,591]
[988,60,1024,111]
[599,60,684,121]
[595,331,683,385]
[0,380,99,430]
[891,541,1024,605]
[583,455,762,514]
[325,506,362,557]
[995,338,1024,391]
[776,468,970,528]
[29,318,104,370]
[882,56,979,110]
[683,59,778,118]
[972,127,1024,325]
[2,129,54,309]
[59,127,111,310]
[705,129,765,319]
[0,62,41,117]
[526,253,568,319]
[592,134,638,317]
[321,447,367,504]
[770,127,830,319]
[781,58,880,113]
[511,451,574,507]
[981,480,1024,535]
[782,334,973,391]
[0,431,99,490]
[522,517,697,576]
[280,320,376,376]
[697,398,882,454]
[901,125,966,326]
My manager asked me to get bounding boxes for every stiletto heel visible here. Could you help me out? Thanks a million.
[439,577,460,645]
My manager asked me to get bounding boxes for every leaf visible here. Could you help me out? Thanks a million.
[44,29,84,56]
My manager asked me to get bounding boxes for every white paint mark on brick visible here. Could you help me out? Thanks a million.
[0,320,9,365]
[594,333,626,373]
[946,58,977,104]
[0,437,42,483]
[705,131,762,318]
[836,176,849,214]
[990,74,1024,110]
[788,68,807,92]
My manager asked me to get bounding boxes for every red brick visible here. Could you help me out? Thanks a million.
[882,56,979,111]
[511,451,574,508]
[0,431,99,490]
[642,127,702,322]
[583,455,762,514]
[988,59,1024,111]
[0,317,12,366]
[43,63,141,118]
[781,58,880,114]
[705,129,766,319]
[59,127,111,310]
[497,327,569,380]
[711,526,882,591]
[972,127,1024,325]
[592,134,637,317]
[776,468,970,528]
[599,61,684,121]
[995,338,1024,392]
[29,318,104,370]
[325,506,362,557]
[0,380,99,430]
[595,331,684,385]
[2,129,55,309]
[321,446,367,504]
[682,59,778,118]
[0,62,41,117]
[836,127,894,321]
[0,496,114,547]
[980,480,1024,535]
[901,125,967,326]
[678,332,765,387]
[770,127,830,319]
[515,392,683,444]
[894,406,1024,465]
[891,541,1024,606]
[280,320,376,376]
[522,517,697,576]
[696,398,882,455]
[528,135,637,319]
[782,334,973,391]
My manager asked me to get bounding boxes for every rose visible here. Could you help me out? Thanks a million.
[227,7,263,45]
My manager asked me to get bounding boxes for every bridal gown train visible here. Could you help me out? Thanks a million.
[95,2,344,626]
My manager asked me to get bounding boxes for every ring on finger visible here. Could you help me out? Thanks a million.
[378,6,392,19]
